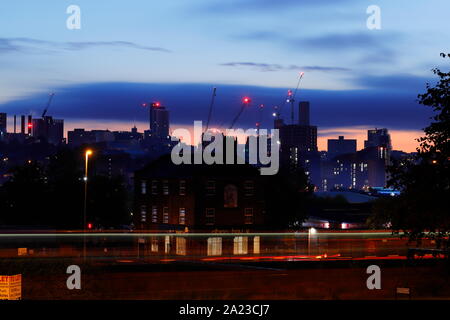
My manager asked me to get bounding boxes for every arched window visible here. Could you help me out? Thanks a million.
[224,184,238,208]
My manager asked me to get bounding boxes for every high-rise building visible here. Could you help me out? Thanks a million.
[299,101,310,126]
[322,129,392,190]
[364,128,392,151]
[278,101,321,187]
[327,136,357,160]
[0,113,6,134]
[149,102,169,140]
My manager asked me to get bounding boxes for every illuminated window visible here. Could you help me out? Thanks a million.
[163,207,169,224]
[205,208,215,225]
[233,236,248,255]
[206,180,215,195]
[151,237,158,252]
[141,180,147,195]
[164,236,171,254]
[151,206,158,223]
[244,180,254,196]
[176,237,186,255]
[140,205,147,222]
[151,180,158,195]
[179,180,186,195]
[207,237,222,256]
[244,208,254,224]
[179,208,186,225]
[163,180,169,195]
[253,236,260,254]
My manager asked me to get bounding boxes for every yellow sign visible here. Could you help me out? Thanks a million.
[0,275,22,300]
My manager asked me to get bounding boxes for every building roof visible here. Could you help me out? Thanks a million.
[135,153,261,179]
[315,191,377,203]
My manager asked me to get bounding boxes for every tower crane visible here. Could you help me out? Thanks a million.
[41,93,55,118]
[256,104,264,136]
[205,87,217,133]
[275,72,305,123]
[229,97,251,129]
[288,72,304,124]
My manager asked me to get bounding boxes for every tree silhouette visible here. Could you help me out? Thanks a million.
[0,148,130,229]
[371,54,450,249]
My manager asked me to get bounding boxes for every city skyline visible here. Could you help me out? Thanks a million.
[1,1,449,153]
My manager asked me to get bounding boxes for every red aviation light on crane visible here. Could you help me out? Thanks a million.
[287,90,293,96]
[242,97,251,104]
[151,102,161,108]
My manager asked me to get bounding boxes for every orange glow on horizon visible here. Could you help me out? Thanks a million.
[65,120,422,153]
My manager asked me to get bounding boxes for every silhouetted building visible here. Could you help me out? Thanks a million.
[299,101,310,126]
[149,102,169,140]
[364,128,392,151]
[32,116,64,145]
[327,136,357,160]
[0,113,6,133]
[278,101,321,187]
[142,103,173,155]
[68,129,114,147]
[0,113,6,140]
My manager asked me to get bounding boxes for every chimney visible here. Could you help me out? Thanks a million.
[299,101,310,126]
[27,115,32,135]
[21,115,25,134]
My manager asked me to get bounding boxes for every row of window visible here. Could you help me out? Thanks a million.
[141,205,186,225]
[140,179,254,196]
[141,180,186,196]
[140,206,254,225]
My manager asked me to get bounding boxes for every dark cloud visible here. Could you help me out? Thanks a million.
[352,73,432,92]
[0,81,433,132]
[220,62,283,72]
[238,30,400,50]
[220,62,351,72]
[300,32,397,50]
[0,39,20,53]
[0,38,171,54]
[234,31,400,65]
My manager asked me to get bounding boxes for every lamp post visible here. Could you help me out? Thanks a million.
[308,227,316,256]
[83,149,93,261]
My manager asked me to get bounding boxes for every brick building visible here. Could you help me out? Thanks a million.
[134,155,267,231]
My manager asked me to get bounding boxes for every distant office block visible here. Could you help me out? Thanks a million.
[32,116,64,145]
[149,102,170,140]
[327,136,357,160]
[299,101,310,126]
[27,115,32,135]
[364,128,392,151]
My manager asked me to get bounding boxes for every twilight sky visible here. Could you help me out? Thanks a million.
[1,0,449,151]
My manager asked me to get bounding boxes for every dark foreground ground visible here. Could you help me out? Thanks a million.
[1,258,449,300]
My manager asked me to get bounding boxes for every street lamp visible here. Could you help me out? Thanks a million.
[308,227,316,256]
[83,149,93,260]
